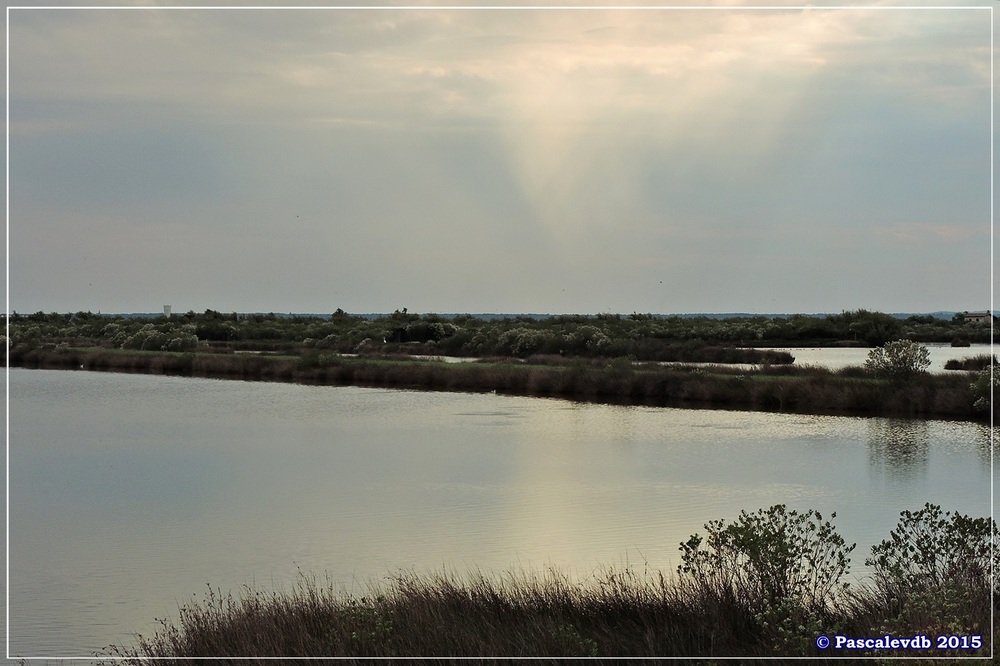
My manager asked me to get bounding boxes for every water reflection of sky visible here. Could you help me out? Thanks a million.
[759,343,993,373]
[6,369,993,657]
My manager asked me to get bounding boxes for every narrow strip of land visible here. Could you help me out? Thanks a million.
[10,345,988,421]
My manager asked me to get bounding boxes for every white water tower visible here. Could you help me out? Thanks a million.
[164,305,172,318]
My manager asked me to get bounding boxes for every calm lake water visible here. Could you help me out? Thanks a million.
[6,368,994,658]
[761,342,994,372]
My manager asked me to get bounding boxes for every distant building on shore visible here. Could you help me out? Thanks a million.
[960,311,995,325]
[164,305,172,318]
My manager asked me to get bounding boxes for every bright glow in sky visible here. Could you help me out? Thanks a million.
[6,2,993,314]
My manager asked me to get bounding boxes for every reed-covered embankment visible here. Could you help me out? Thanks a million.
[10,345,987,420]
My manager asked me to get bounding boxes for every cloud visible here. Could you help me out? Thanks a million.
[7,6,992,313]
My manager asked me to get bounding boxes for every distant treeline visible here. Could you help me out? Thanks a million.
[5,308,993,362]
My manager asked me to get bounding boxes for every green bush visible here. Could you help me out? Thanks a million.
[496,327,548,356]
[164,334,199,352]
[678,505,855,613]
[864,339,930,379]
[859,504,995,652]
[970,366,998,416]
[866,503,996,594]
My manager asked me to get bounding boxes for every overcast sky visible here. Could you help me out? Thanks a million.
[7,2,994,315]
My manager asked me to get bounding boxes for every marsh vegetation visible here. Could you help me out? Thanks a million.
[10,343,990,420]
[6,308,993,360]
[6,309,996,420]
[101,503,995,662]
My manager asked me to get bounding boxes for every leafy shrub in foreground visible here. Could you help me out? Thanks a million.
[866,502,996,595]
[857,503,995,653]
[678,505,855,614]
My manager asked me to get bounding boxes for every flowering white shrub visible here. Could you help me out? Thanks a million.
[864,340,930,379]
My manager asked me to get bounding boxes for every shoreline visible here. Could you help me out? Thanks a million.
[99,504,995,662]
[10,345,988,422]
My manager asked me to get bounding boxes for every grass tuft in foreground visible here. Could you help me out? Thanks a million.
[101,504,995,664]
